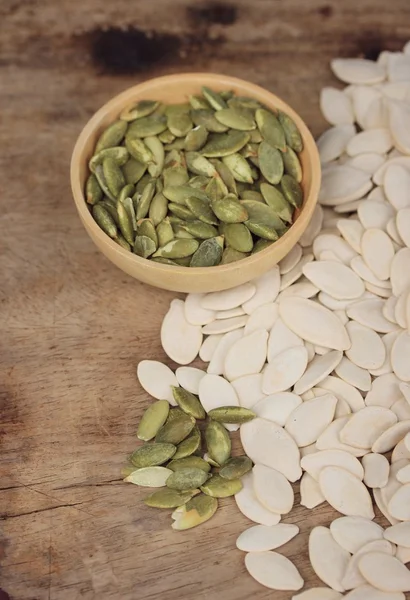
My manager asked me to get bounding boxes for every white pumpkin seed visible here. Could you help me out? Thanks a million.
[240,418,302,482]
[224,329,268,381]
[366,373,403,408]
[317,125,356,163]
[267,317,304,362]
[279,253,314,291]
[300,472,325,509]
[358,199,394,231]
[397,463,410,484]
[396,208,410,247]
[253,464,294,514]
[340,406,397,448]
[253,392,302,426]
[198,374,239,415]
[342,539,396,590]
[335,356,372,391]
[391,332,410,381]
[331,58,386,85]
[384,164,410,210]
[207,328,244,375]
[231,373,265,409]
[361,228,395,281]
[161,299,202,365]
[277,279,319,301]
[319,375,365,412]
[244,303,279,334]
[235,472,281,526]
[384,522,410,548]
[347,299,398,333]
[330,516,383,554]
[346,128,393,156]
[285,394,337,447]
[301,449,364,482]
[201,314,248,334]
[175,367,205,395]
[316,416,367,457]
[320,87,354,125]
[236,523,299,552]
[388,99,410,155]
[299,204,324,247]
[362,452,390,488]
[319,466,375,519]
[344,585,405,599]
[309,525,350,592]
[184,293,216,325]
[392,399,410,421]
[262,346,308,394]
[293,351,343,395]
[350,85,382,127]
[244,551,304,591]
[319,166,372,206]
[394,291,409,329]
[279,244,302,274]
[303,261,365,300]
[337,219,364,253]
[358,552,410,592]
[390,248,410,296]
[137,359,179,405]
[346,320,386,370]
[201,282,256,311]
[373,420,410,453]
[396,545,410,564]
[242,267,280,313]
[350,255,392,288]
[293,590,343,600]
[345,152,386,174]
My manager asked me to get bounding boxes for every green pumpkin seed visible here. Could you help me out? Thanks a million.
[189,95,211,110]
[172,386,206,419]
[260,183,293,223]
[186,152,217,177]
[118,184,136,204]
[151,257,179,266]
[130,443,176,468]
[173,223,194,239]
[137,400,170,441]
[164,139,186,151]
[149,192,168,225]
[186,197,218,225]
[119,196,137,231]
[94,164,116,201]
[181,221,218,239]
[205,176,228,202]
[241,200,286,233]
[137,218,157,245]
[204,453,221,468]
[211,159,237,194]
[146,136,164,177]
[201,131,250,158]
[221,247,249,264]
[174,256,193,266]
[128,115,167,138]
[166,468,208,491]
[165,103,191,117]
[123,158,147,185]
[95,120,128,153]
[89,147,129,172]
[240,190,264,202]
[185,125,208,151]
[156,218,175,247]
[92,204,117,238]
[173,426,201,459]
[228,96,262,110]
[86,174,103,205]
[205,421,231,466]
[255,108,286,152]
[125,466,173,487]
[115,234,131,251]
[191,109,229,133]
[212,195,249,223]
[222,153,254,183]
[155,410,196,445]
[240,142,258,160]
[281,174,303,208]
[220,90,234,101]
[136,180,156,220]
[168,204,197,221]
[190,236,224,267]
[246,221,278,241]
[249,129,263,143]
[282,146,302,182]
[144,488,196,509]
[200,474,242,498]
[117,202,135,244]
[125,137,154,164]
[120,100,159,122]
[171,494,218,530]
[153,239,199,259]
[102,157,125,197]
[158,129,175,144]
[252,238,274,253]
[163,185,209,205]
[167,111,193,137]
[278,111,303,152]
[215,107,256,131]
[208,406,256,423]
[133,235,156,258]
[188,175,210,190]
[168,456,210,473]
[219,456,253,480]
[134,173,151,197]
[258,141,284,184]
[202,86,227,110]
[224,223,253,252]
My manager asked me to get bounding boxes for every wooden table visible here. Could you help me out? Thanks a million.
[1,1,410,598]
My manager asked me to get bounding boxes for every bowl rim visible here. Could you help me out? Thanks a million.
[70,72,321,277]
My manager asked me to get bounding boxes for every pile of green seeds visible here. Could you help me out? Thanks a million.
[86,87,304,267]
[122,387,256,530]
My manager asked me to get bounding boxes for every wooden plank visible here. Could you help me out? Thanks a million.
[1,0,409,598]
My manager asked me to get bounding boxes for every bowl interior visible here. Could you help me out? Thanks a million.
[71,73,321,292]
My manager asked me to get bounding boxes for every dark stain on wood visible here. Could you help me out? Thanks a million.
[186,1,238,26]
[318,4,333,18]
[0,589,11,600]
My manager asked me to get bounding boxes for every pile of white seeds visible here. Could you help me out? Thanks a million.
[134,42,410,598]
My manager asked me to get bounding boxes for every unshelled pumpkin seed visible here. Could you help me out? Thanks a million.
[205,421,231,466]
[219,456,253,480]
[166,467,208,491]
[144,488,196,509]
[155,410,196,445]
[137,400,170,441]
[172,386,206,419]
[130,443,176,468]
[207,406,256,423]
[171,494,218,530]
[190,236,224,267]
[85,174,102,205]
[92,204,117,238]
[173,426,201,459]
[95,120,127,153]
[200,474,243,498]
[168,456,211,473]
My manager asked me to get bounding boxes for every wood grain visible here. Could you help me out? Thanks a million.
[1,1,409,598]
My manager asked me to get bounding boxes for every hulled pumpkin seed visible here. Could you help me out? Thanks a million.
[163,185,209,205]
[228,95,261,110]
[252,238,274,253]
[255,108,286,152]
[200,474,243,498]
[118,184,136,204]
[240,190,264,202]
[190,236,224,267]
[156,217,174,247]
[258,141,284,184]
[181,221,219,239]
[202,86,227,110]
[168,204,197,221]
[137,400,170,441]
[212,195,249,223]
[125,466,172,487]
[215,107,256,131]
[241,200,287,233]
[222,153,254,183]
[115,234,131,251]
[246,221,279,241]
[221,247,249,264]
[172,386,206,419]
[89,147,129,172]
[207,406,256,423]
[205,176,228,202]
[186,197,218,225]
[133,235,156,258]
[125,137,154,164]
[219,456,253,480]
[168,456,210,473]
[155,410,196,445]
[149,192,168,225]
[117,202,135,245]
[171,494,218,530]
[191,109,229,132]
[136,180,156,220]
[186,152,217,177]
[158,129,175,144]
[86,174,103,205]
[92,204,117,238]
[130,443,176,468]
[188,175,210,190]
[144,488,196,509]
[201,131,250,157]
[137,219,157,245]
[173,426,201,459]
[168,111,193,137]
[205,421,231,466]
[103,157,125,197]
[278,110,303,152]
[123,158,147,185]
[152,238,199,260]
[173,223,194,239]
[281,174,303,208]
[166,467,208,491]
[95,120,127,153]
[282,146,303,182]
[260,183,293,223]
[185,125,208,151]
[224,223,253,252]
[128,115,167,138]
[189,95,210,110]
[151,257,179,265]
[120,99,159,122]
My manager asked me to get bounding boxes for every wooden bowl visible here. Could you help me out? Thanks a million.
[70,73,321,293]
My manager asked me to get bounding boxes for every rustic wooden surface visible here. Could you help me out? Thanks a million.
[1,1,410,598]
